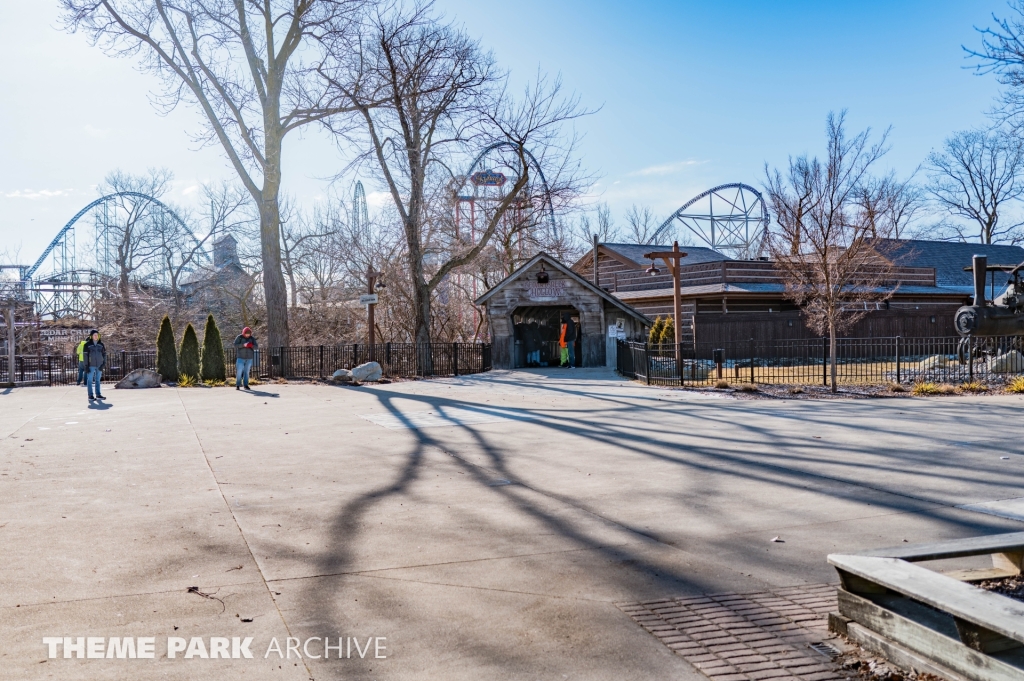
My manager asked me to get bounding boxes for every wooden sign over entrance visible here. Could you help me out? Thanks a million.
[526,280,566,302]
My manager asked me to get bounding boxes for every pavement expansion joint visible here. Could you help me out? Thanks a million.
[619,583,848,681]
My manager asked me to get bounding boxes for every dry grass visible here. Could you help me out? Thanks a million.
[788,386,804,394]
[176,374,197,388]
[912,381,957,396]
[1008,377,1024,394]
[959,381,990,394]
[734,383,759,392]
[889,382,907,393]
[714,379,730,389]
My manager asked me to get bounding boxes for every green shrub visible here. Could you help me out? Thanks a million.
[156,315,177,382]
[178,323,201,383]
[648,317,664,345]
[200,315,226,382]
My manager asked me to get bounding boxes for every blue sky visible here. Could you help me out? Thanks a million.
[0,0,1008,261]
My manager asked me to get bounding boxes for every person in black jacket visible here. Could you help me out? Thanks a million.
[232,327,258,390]
[83,329,106,401]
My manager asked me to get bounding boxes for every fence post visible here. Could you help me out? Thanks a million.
[645,343,651,386]
[822,336,827,386]
[47,356,52,386]
[895,336,901,384]
[452,342,459,376]
[353,343,359,368]
[385,342,392,367]
[319,345,324,377]
[749,337,755,384]
[121,350,126,380]
[968,335,974,382]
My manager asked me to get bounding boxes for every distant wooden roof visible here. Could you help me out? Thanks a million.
[475,252,652,325]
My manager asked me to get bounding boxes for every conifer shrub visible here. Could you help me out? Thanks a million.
[200,315,226,382]
[156,315,177,382]
[178,323,201,383]
[659,316,675,344]
[648,317,664,345]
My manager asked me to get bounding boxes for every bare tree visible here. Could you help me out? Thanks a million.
[968,2,1024,128]
[764,112,897,392]
[853,171,924,240]
[96,169,174,301]
[926,129,1024,244]
[624,204,658,244]
[61,0,364,348]
[321,3,588,344]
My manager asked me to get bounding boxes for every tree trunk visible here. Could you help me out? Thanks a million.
[829,320,838,394]
[259,129,289,350]
[414,279,431,345]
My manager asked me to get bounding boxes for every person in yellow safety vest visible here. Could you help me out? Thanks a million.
[75,337,88,385]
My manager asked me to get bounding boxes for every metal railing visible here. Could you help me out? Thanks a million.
[1,343,491,385]
[617,336,1024,386]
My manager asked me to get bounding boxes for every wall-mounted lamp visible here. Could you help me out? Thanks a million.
[536,265,549,284]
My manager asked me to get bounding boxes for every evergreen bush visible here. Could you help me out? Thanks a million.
[200,315,226,382]
[659,316,675,344]
[178,323,201,382]
[648,317,664,345]
[156,315,178,382]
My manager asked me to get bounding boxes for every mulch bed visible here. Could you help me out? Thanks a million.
[977,575,1024,603]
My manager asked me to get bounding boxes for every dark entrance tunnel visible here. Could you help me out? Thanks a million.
[513,306,581,368]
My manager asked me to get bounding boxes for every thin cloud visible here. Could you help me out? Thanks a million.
[628,160,704,177]
[3,189,73,200]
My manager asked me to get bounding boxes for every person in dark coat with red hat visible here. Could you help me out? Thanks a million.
[232,327,258,390]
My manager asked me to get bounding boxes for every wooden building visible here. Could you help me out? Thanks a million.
[571,240,1024,346]
[475,253,650,369]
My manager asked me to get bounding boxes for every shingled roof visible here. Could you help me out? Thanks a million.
[870,238,1024,293]
[599,243,730,267]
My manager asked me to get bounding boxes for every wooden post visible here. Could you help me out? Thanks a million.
[643,242,687,381]
[592,234,600,287]
[366,265,377,362]
[6,306,14,385]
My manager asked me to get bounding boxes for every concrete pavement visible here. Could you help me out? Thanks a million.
[2,368,1023,680]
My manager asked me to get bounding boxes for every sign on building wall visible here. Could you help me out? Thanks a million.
[526,280,566,302]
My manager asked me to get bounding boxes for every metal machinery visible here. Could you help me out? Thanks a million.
[648,183,769,259]
[17,192,207,320]
[452,142,557,338]
[954,254,1024,361]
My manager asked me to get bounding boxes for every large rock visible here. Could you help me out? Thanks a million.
[918,355,949,370]
[331,369,353,383]
[115,369,162,389]
[988,350,1024,374]
[351,361,383,382]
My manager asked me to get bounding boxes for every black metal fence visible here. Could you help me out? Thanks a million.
[1,342,491,386]
[617,336,1024,386]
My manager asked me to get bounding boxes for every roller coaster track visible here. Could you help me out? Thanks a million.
[27,191,205,279]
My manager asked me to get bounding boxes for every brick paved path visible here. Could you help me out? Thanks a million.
[618,583,846,681]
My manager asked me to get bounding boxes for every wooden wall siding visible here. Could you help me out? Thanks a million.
[485,260,639,368]
[580,253,938,295]
[690,307,961,346]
